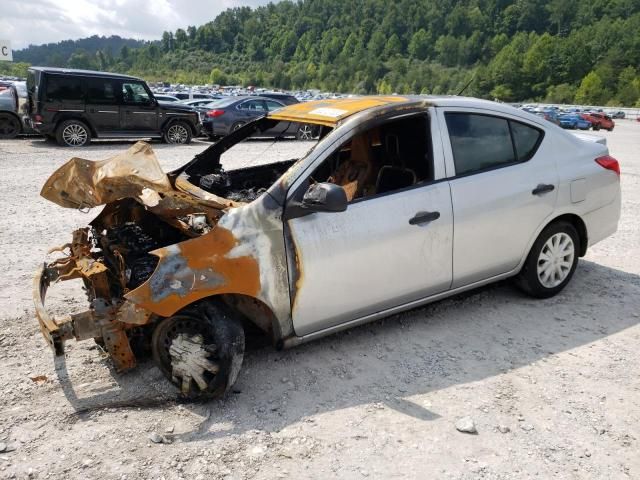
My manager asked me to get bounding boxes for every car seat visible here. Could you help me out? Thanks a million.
[375,133,417,194]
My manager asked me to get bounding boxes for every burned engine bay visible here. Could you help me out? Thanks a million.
[34,139,304,371]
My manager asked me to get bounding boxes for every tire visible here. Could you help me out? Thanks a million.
[231,121,245,133]
[151,301,245,400]
[56,119,91,147]
[516,221,580,299]
[0,114,21,139]
[296,123,315,140]
[163,121,192,144]
[592,124,600,131]
[607,127,614,132]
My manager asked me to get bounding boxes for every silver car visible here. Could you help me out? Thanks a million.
[35,96,621,399]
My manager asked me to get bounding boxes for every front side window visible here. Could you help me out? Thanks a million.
[121,82,151,104]
[87,78,117,105]
[445,113,543,176]
[308,115,433,203]
[44,75,84,103]
[265,100,284,112]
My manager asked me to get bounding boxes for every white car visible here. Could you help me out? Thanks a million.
[35,96,621,399]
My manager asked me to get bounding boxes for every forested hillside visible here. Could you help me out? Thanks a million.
[4,0,640,105]
[14,35,146,67]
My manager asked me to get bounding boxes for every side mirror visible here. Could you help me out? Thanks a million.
[301,182,348,213]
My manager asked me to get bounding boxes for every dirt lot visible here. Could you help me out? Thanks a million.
[0,124,638,480]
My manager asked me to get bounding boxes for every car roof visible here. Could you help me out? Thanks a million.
[267,95,523,127]
[29,66,140,81]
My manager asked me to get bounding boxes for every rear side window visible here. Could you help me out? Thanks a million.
[265,100,284,111]
[510,121,542,161]
[445,113,543,176]
[44,75,84,103]
[86,78,117,105]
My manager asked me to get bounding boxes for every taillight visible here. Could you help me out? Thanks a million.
[595,155,620,176]
[206,109,225,118]
[33,114,43,122]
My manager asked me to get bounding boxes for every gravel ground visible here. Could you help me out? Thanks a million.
[0,124,638,480]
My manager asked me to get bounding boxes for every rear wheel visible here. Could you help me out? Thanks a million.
[151,301,244,400]
[231,121,246,132]
[516,221,579,298]
[0,114,21,139]
[164,121,192,144]
[592,124,601,131]
[56,119,91,147]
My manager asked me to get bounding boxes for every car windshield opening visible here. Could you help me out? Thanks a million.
[179,118,330,204]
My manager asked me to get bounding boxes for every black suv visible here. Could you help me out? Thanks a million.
[27,67,201,147]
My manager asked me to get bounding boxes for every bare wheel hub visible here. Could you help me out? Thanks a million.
[169,333,219,393]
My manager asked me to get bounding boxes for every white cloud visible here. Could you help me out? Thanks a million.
[1,0,271,49]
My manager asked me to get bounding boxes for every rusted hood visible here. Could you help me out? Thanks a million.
[40,142,173,209]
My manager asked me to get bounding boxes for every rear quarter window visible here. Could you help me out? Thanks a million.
[45,75,84,103]
[510,121,543,161]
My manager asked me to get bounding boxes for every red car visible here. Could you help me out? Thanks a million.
[580,112,615,131]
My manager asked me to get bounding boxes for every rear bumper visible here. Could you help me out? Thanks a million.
[584,189,621,248]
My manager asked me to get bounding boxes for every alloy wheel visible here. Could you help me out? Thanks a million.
[297,124,314,140]
[167,124,189,144]
[62,124,88,146]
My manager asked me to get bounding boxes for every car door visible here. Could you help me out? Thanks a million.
[285,113,453,336]
[119,80,158,132]
[85,77,119,133]
[438,109,557,288]
[236,99,267,125]
[263,100,291,136]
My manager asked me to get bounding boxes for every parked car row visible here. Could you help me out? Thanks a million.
[523,105,616,131]
[0,68,317,147]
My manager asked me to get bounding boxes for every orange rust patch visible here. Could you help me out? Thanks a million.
[126,226,261,317]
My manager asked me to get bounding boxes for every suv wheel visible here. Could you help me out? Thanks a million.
[164,121,192,144]
[0,114,21,139]
[516,221,579,298]
[56,120,91,147]
[151,301,244,400]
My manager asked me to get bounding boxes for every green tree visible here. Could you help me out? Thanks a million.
[367,30,386,58]
[384,34,403,57]
[209,68,227,86]
[408,29,430,60]
[575,71,606,105]
[616,66,639,106]
[68,49,96,69]
[545,83,577,103]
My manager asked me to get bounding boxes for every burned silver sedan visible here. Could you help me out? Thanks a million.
[35,96,621,398]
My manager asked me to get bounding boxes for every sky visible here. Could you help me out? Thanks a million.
[1,0,271,50]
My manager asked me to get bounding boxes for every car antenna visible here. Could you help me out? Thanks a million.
[455,74,475,96]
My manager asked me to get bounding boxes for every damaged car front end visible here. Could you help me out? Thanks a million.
[35,95,418,398]
[34,118,316,396]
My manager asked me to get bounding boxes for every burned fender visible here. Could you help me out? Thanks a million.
[125,224,261,317]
